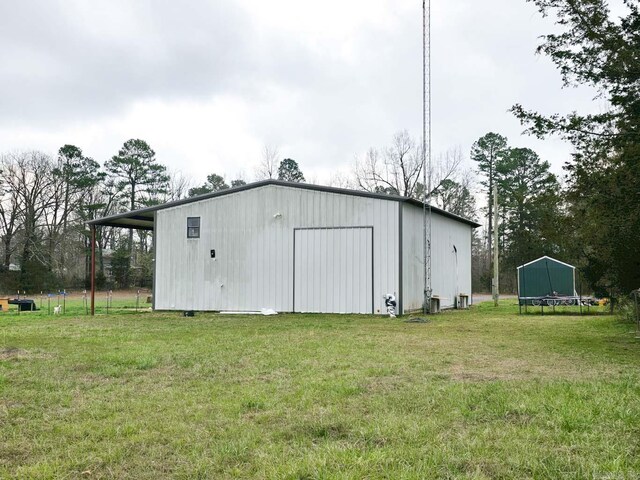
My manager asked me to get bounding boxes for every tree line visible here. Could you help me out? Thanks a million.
[0,130,553,297]
[470,132,561,293]
[1,0,636,301]
[0,122,631,300]
[0,142,309,292]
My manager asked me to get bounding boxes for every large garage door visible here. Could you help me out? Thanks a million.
[293,227,373,314]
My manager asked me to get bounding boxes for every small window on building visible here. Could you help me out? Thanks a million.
[187,217,200,238]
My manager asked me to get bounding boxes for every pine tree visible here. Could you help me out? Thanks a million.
[188,173,229,197]
[470,133,508,261]
[104,139,169,280]
[495,147,561,289]
[277,159,305,182]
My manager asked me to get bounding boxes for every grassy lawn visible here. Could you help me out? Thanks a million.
[1,301,639,479]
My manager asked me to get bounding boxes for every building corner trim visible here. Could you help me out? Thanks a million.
[398,202,403,316]
[152,211,157,311]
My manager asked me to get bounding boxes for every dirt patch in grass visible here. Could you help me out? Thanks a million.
[0,347,28,359]
[0,443,32,468]
[0,347,53,361]
[449,370,506,382]
[446,349,620,382]
[1,347,55,361]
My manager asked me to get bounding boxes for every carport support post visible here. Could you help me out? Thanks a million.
[90,225,96,316]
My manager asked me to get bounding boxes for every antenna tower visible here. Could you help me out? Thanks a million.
[422,0,432,314]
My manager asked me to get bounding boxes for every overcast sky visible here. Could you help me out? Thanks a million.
[0,0,606,188]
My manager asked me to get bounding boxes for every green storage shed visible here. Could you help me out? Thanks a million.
[517,256,576,300]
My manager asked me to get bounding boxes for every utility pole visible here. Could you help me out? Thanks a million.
[492,188,499,307]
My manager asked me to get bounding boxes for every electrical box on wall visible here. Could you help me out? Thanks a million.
[210,249,216,258]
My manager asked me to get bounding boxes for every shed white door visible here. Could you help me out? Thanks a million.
[293,227,373,313]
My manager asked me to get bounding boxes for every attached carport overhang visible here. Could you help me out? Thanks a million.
[87,211,155,230]
[85,210,156,315]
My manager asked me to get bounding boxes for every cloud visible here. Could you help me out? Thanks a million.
[0,0,604,184]
[0,1,291,126]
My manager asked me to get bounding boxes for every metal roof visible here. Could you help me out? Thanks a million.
[87,179,482,230]
[517,256,575,270]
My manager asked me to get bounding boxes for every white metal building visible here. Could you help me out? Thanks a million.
[89,180,479,315]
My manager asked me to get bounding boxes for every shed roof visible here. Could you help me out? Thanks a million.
[517,256,575,270]
[87,179,482,230]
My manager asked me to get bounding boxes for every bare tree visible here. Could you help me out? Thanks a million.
[430,168,477,219]
[327,170,355,189]
[1,152,56,272]
[165,170,193,202]
[78,177,124,282]
[429,147,466,196]
[354,130,422,196]
[0,146,170,290]
[42,160,66,274]
[354,131,466,200]
[254,145,279,180]
[0,156,21,268]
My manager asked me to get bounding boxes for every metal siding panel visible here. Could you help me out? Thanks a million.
[346,228,353,311]
[307,230,313,311]
[317,229,324,312]
[344,228,352,312]
[518,259,574,297]
[307,230,314,311]
[293,227,373,313]
[334,227,340,309]
[154,214,165,308]
[363,228,371,313]
[397,202,403,315]
[342,229,348,312]
[373,201,382,311]
[351,229,358,312]
[312,229,318,312]
[154,185,399,312]
[356,229,363,312]
[401,203,474,311]
[333,229,341,312]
